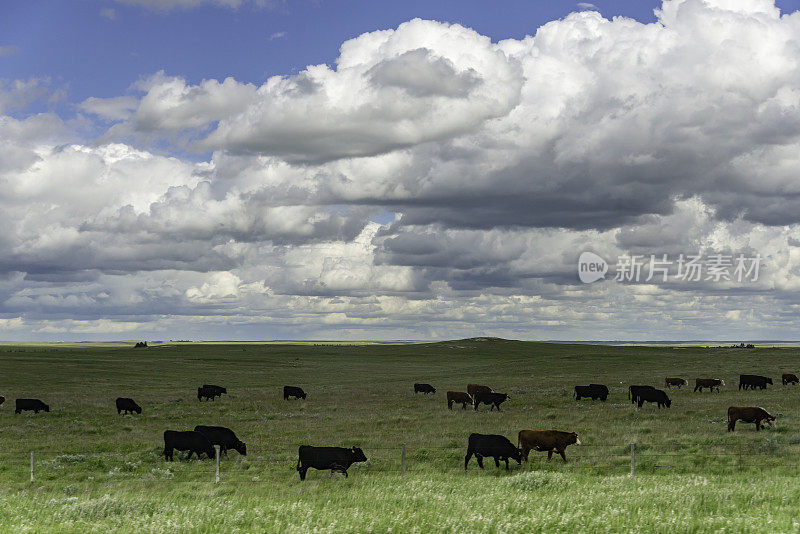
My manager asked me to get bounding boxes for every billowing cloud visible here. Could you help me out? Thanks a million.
[4,1,800,340]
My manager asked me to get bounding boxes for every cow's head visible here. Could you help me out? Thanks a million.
[351,447,367,462]
[235,440,247,455]
[511,447,522,464]
[302,392,307,399]
[767,414,776,427]
[767,378,773,385]
[719,379,725,386]
[503,394,510,401]
[44,404,50,412]
[135,405,142,414]
[664,398,672,408]
[569,432,581,446]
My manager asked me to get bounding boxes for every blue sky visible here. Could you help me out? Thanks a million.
[3,0,800,341]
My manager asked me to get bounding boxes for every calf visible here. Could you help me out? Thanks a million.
[782,373,799,386]
[628,385,656,405]
[296,445,367,480]
[574,384,608,401]
[665,377,688,389]
[447,391,472,410]
[464,433,521,470]
[739,375,772,390]
[15,398,49,414]
[694,378,724,392]
[473,391,509,411]
[727,406,775,432]
[283,386,307,400]
[163,430,216,461]
[194,425,246,457]
[414,383,436,394]
[636,388,671,408]
[467,383,492,397]
[518,430,581,462]
[115,397,142,415]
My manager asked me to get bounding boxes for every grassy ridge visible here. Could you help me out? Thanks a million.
[1,339,799,532]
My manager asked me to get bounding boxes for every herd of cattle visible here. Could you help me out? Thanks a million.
[4,371,795,480]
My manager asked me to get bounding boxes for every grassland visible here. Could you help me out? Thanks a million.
[1,338,799,532]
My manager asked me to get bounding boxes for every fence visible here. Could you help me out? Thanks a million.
[13,442,796,484]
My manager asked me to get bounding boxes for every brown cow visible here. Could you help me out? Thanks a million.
[782,373,799,385]
[467,384,492,397]
[694,378,723,392]
[665,377,688,389]
[518,430,581,462]
[727,406,775,432]
[447,391,472,410]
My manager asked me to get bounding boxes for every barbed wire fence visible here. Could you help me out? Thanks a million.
[8,441,797,484]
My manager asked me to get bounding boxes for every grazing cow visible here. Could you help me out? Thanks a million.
[447,391,472,410]
[283,386,307,400]
[573,384,608,401]
[727,406,775,432]
[739,375,772,390]
[473,391,509,411]
[464,433,521,470]
[782,373,799,386]
[636,388,671,408]
[665,377,688,389]
[163,430,216,461]
[15,398,49,414]
[202,384,227,398]
[115,397,142,415]
[694,378,724,392]
[296,446,367,480]
[197,386,218,401]
[467,384,492,397]
[518,430,581,462]
[414,383,436,394]
[628,385,656,404]
[194,425,246,457]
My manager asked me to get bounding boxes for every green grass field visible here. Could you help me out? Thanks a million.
[1,338,799,532]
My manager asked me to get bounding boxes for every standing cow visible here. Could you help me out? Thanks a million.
[628,385,656,405]
[464,433,521,470]
[694,378,724,392]
[163,430,216,461]
[284,386,307,400]
[636,388,671,408]
[739,375,772,390]
[194,425,246,457]
[473,392,509,411]
[518,430,581,462]
[447,391,472,410]
[115,397,142,415]
[15,399,49,414]
[296,446,367,480]
[665,377,688,389]
[782,373,799,386]
[574,384,608,401]
[727,406,775,432]
[414,383,436,394]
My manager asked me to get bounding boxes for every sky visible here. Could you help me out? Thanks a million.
[2,0,800,341]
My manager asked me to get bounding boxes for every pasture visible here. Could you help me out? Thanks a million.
[1,338,800,532]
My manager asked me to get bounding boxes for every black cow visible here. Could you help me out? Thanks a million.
[739,375,772,390]
[203,384,227,397]
[284,386,307,400]
[464,433,522,470]
[15,398,49,414]
[473,391,509,411]
[574,384,608,401]
[782,373,799,386]
[115,397,142,415]
[296,445,368,480]
[636,388,671,408]
[194,425,246,457]
[197,386,219,401]
[414,383,436,394]
[163,430,216,461]
[0,395,4,407]
[628,385,656,405]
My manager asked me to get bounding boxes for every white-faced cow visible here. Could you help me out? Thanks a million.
[518,430,581,462]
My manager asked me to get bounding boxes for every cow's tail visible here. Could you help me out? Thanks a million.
[572,388,576,399]
[627,387,631,400]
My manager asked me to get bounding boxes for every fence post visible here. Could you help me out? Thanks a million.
[30,451,34,483]
[630,443,635,476]
[215,446,220,483]
[401,443,406,475]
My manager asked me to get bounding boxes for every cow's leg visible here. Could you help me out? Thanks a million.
[559,448,567,462]
[547,450,553,461]
[464,452,472,470]
[462,402,468,410]
[494,457,500,468]
[476,455,484,469]
[495,403,501,411]
[522,446,530,462]
[504,458,510,470]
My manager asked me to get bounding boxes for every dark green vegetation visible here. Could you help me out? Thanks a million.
[1,339,799,532]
